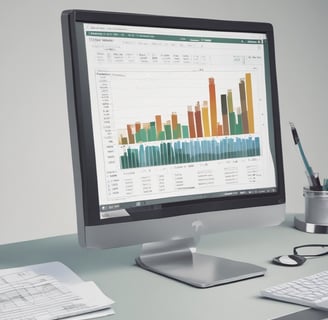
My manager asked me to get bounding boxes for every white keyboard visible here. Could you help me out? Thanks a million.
[261,270,328,311]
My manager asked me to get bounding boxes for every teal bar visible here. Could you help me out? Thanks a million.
[152,146,156,166]
[174,141,181,163]
[182,142,189,163]
[127,149,132,168]
[255,137,260,155]
[227,138,233,158]
[163,143,169,165]
[132,149,139,167]
[139,145,146,167]
[182,125,189,138]
[194,140,201,162]
[154,147,160,166]
[120,154,128,169]
[224,141,227,159]
[189,141,194,162]
[167,143,174,164]
[160,143,166,165]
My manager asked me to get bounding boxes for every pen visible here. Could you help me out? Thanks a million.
[289,122,322,191]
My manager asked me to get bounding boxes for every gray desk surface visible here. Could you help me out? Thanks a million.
[1,214,328,320]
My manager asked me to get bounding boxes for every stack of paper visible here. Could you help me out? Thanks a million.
[0,261,114,320]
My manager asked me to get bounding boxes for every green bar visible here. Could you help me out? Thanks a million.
[135,131,141,143]
[227,91,237,135]
[229,112,237,135]
[139,128,148,142]
[148,126,157,141]
[236,114,243,134]
[177,124,182,139]
[164,124,172,140]
[158,131,165,140]
[173,123,182,139]
[182,125,189,138]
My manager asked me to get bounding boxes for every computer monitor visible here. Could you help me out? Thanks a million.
[61,9,285,288]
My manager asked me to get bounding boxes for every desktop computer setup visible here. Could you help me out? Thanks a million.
[61,9,285,288]
[62,10,328,309]
[2,9,328,320]
[61,10,328,312]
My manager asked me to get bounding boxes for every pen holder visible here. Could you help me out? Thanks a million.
[304,187,328,224]
[294,187,328,233]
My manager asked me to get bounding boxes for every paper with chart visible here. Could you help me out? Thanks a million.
[0,261,114,320]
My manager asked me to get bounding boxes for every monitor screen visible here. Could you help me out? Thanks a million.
[62,10,285,287]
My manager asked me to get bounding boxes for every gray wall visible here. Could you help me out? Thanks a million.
[1,0,327,245]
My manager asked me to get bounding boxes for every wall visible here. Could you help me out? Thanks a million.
[0,0,327,244]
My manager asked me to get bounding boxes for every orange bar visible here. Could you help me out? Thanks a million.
[209,78,218,136]
[155,115,162,134]
[222,115,229,136]
[217,123,223,136]
[127,124,133,136]
[127,124,135,144]
[245,73,255,133]
[201,101,210,137]
[187,106,196,138]
[171,112,178,131]
[135,122,141,133]
[195,102,203,137]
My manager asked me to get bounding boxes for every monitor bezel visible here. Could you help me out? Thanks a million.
[62,9,285,229]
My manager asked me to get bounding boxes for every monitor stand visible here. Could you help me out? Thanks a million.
[136,237,266,288]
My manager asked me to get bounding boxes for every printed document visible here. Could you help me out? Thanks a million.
[0,261,114,320]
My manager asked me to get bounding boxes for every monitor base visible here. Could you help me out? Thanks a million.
[136,238,266,288]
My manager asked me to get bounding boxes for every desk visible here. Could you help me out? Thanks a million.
[1,214,327,320]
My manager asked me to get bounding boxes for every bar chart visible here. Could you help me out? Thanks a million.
[119,73,255,145]
[118,72,260,169]
[120,136,260,169]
